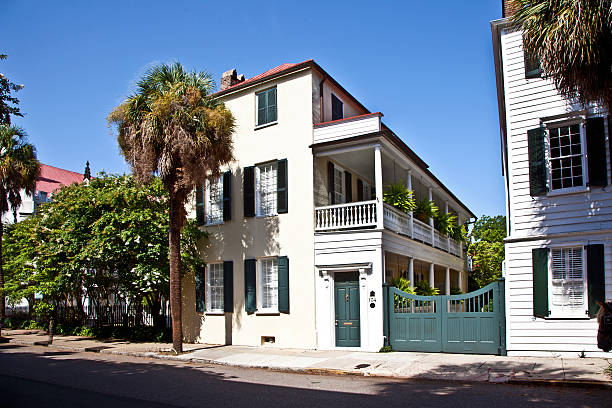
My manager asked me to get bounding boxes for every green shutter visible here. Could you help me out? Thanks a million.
[277,159,288,214]
[257,92,266,126]
[609,116,612,183]
[344,171,352,203]
[195,183,205,225]
[278,256,289,313]
[532,248,550,318]
[586,118,607,187]
[195,265,205,313]
[267,88,277,123]
[243,166,255,217]
[244,259,257,313]
[327,161,335,205]
[222,171,232,221]
[586,244,605,318]
[527,127,548,196]
[224,261,234,313]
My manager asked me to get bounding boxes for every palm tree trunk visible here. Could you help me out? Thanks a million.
[0,220,4,338]
[169,195,183,353]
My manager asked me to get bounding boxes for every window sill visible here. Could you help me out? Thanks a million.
[255,311,280,316]
[205,221,224,227]
[254,121,278,131]
[546,186,589,197]
[255,213,278,219]
[544,315,591,320]
[205,311,225,316]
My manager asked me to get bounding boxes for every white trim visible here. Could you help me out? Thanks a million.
[547,246,588,319]
[206,262,224,313]
[205,176,224,225]
[255,161,278,217]
[257,256,279,314]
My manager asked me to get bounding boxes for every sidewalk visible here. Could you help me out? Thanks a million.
[4,329,611,388]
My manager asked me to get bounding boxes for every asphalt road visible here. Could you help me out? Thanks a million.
[0,344,608,408]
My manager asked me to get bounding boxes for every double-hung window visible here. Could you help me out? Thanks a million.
[206,177,223,224]
[256,87,277,127]
[256,162,277,216]
[549,247,586,317]
[333,165,345,204]
[206,263,224,313]
[548,123,584,191]
[258,257,278,312]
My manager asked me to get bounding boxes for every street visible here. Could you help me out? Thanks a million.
[0,344,608,407]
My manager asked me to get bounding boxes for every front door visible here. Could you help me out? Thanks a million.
[335,272,360,347]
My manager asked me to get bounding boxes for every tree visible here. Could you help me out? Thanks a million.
[0,54,24,126]
[511,0,612,111]
[0,125,40,332]
[108,62,235,352]
[467,215,506,289]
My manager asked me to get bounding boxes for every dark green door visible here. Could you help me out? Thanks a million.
[335,272,360,347]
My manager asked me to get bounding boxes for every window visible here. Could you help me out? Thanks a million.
[362,181,371,201]
[550,247,586,317]
[548,123,584,190]
[206,177,223,224]
[206,263,224,312]
[256,162,277,216]
[523,36,541,79]
[333,165,345,204]
[256,87,277,126]
[331,94,343,121]
[258,257,278,312]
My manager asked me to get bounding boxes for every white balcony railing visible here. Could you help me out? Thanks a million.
[382,203,411,236]
[313,112,382,144]
[315,200,377,230]
[434,230,449,252]
[412,218,433,245]
[315,201,462,257]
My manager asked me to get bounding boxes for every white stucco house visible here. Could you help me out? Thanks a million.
[182,60,474,351]
[491,3,611,356]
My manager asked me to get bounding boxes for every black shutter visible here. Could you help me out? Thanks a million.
[196,183,205,226]
[223,261,234,313]
[278,256,289,313]
[277,159,288,214]
[331,94,343,121]
[527,127,548,196]
[257,92,266,126]
[532,248,550,318]
[357,179,364,202]
[195,265,205,313]
[268,88,277,123]
[243,166,255,217]
[327,161,335,205]
[344,171,352,203]
[244,259,257,313]
[586,244,605,318]
[524,44,541,79]
[586,117,607,187]
[222,171,232,221]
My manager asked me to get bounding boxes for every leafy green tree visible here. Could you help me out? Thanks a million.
[0,54,23,125]
[511,0,612,111]
[0,125,40,332]
[108,62,234,352]
[467,215,506,288]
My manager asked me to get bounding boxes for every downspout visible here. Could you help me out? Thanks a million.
[319,77,326,123]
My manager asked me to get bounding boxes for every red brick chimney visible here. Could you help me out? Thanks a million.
[220,68,245,91]
[502,0,518,17]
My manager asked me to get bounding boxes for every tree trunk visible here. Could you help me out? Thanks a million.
[169,195,183,353]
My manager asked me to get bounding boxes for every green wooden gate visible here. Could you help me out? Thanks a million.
[384,279,506,355]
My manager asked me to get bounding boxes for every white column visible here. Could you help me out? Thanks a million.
[408,258,414,286]
[374,145,384,229]
[445,267,450,295]
[429,263,435,288]
[428,187,434,246]
[457,270,462,292]
[458,213,463,255]
[407,170,414,239]
[445,201,450,253]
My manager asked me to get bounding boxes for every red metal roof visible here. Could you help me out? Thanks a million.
[218,60,313,93]
[36,164,83,194]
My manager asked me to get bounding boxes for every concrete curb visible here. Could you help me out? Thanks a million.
[6,338,612,389]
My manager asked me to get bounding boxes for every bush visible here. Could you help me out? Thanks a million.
[389,276,416,294]
[383,183,415,213]
[414,281,439,296]
[379,345,392,353]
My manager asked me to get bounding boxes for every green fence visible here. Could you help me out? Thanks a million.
[384,279,506,355]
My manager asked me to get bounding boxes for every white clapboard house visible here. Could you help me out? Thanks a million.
[491,3,611,356]
[182,60,474,351]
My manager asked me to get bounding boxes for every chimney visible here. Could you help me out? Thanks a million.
[502,0,518,18]
[220,68,245,91]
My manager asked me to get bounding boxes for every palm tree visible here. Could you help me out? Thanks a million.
[108,62,235,353]
[0,125,40,332]
[510,0,612,111]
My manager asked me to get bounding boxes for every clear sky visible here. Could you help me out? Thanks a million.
[2,0,505,218]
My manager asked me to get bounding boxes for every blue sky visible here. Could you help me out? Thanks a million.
[2,0,505,218]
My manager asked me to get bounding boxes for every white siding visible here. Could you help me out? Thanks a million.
[313,114,382,144]
[500,28,612,356]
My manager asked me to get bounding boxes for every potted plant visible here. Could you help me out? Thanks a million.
[383,182,415,214]
[433,212,457,236]
[413,198,438,223]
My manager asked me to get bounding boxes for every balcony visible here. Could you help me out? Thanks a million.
[313,112,382,144]
[314,201,463,258]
